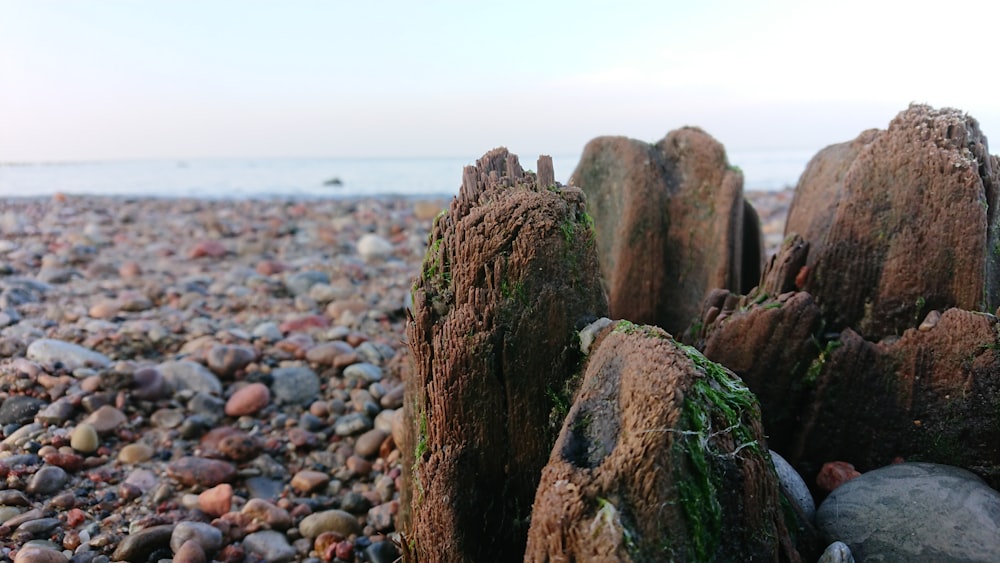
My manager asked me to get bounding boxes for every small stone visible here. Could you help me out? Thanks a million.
[167,457,237,487]
[158,360,223,395]
[118,443,154,464]
[88,300,119,319]
[304,341,355,366]
[0,489,31,506]
[278,314,330,333]
[42,452,83,472]
[173,539,207,563]
[188,240,227,259]
[69,423,100,453]
[25,338,111,371]
[36,398,74,425]
[111,524,174,562]
[818,541,855,563]
[132,367,169,401]
[367,501,397,533]
[817,462,1000,562]
[817,461,861,492]
[217,432,263,463]
[291,470,330,494]
[119,261,142,278]
[82,404,127,434]
[270,366,320,406]
[770,450,815,521]
[918,309,942,331]
[356,234,394,261]
[346,454,372,477]
[340,491,371,514]
[13,546,68,563]
[343,362,383,384]
[151,408,185,429]
[225,383,270,416]
[298,509,362,539]
[241,498,293,530]
[16,516,60,535]
[366,540,402,563]
[252,321,284,342]
[206,344,257,377]
[242,530,297,563]
[198,483,232,517]
[0,396,46,425]
[334,412,373,436]
[284,270,330,297]
[354,429,387,459]
[170,520,224,554]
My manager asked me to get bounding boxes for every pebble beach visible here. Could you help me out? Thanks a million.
[0,190,790,562]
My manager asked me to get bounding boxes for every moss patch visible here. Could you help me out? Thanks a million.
[675,344,762,561]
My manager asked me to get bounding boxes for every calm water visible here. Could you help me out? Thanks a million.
[0,149,813,199]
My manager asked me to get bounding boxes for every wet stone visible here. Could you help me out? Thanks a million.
[333,413,373,436]
[12,545,69,563]
[366,540,401,563]
[26,465,69,496]
[270,366,320,406]
[243,530,297,563]
[82,405,127,434]
[298,509,362,539]
[111,524,174,562]
[343,362,382,384]
[0,396,46,425]
[25,338,111,371]
[170,520,224,554]
[167,457,237,487]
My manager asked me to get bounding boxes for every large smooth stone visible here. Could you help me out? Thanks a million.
[816,462,1000,562]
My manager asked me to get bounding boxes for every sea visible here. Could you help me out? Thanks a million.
[0,148,813,200]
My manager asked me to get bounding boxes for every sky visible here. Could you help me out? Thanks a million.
[2,0,1000,162]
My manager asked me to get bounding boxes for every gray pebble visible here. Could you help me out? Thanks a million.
[110,524,174,562]
[0,396,46,425]
[770,450,815,521]
[284,271,330,297]
[35,398,75,425]
[26,338,110,371]
[270,366,320,406]
[157,360,222,395]
[26,465,69,495]
[252,321,284,342]
[170,521,223,554]
[187,392,225,422]
[366,540,401,563]
[818,541,855,563]
[334,412,373,436]
[343,362,383,384]
[16,516,61,536]
[817,462,1000,562]
[242,530,297,563]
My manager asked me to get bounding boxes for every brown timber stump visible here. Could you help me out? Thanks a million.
[403,148,608,562]
[524,321,799,562]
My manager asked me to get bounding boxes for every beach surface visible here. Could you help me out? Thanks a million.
[0,190,789,561]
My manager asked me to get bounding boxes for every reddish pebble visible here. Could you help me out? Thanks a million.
[241,498,293,530]
[288,427,318,449]
[167,457,236,487]
[225,383,270,416]
[43,452,85,472]
[118,261,142,278]
[346,454,372,476]
[335,540,354,560]
[291,470,330,494]
[278,314,330,333]
[255,260,288,275]
[795,265,810,289]
[198,483,233,517]
[218,433,263,462]
[65,507,86,527]
[816,460,861,492]
[173,539,207,563]
[188,240,228,259]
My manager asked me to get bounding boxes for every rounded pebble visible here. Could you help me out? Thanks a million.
[242,530,297,563]
[69,423,100,453]
[270,366,320,406]
[298,509,362,539]
[198,483,232,517]
[170,520,224,553]
[225,383,271,416]
[118,443,155,464]
[26,465,69,495]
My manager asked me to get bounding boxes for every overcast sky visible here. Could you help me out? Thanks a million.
[2,0,999,162]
